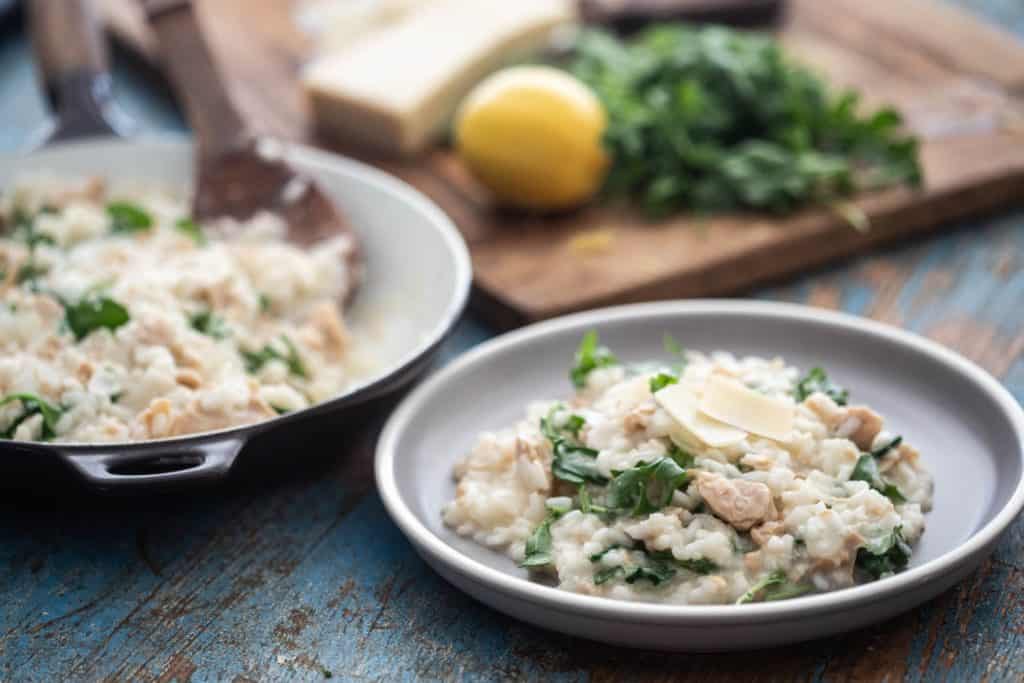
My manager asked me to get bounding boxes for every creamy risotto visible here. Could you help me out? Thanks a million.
[0,175,358,443]
[443,333,933,605]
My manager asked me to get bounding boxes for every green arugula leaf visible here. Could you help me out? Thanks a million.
[570,331,618,389]
[589,542,715,586]
[649,372,678,393]
[736,570,811,604]
[9,206,58,248]
[851,454,907,503]
[175,217,206,245]
[62,295,130,341]
[521,507,569,568]
[241,335,307,378]
[663,333,684,356]
[15,261,48,286]
[541,404,607,485]
[189,309,229,339]
[606,457,689,516]
[667,443,695,469]
[675,557,718,575]
[578,485,608,514]
[107,202,153,234]
[624,562,676,586]
[0,393,63,440]
[565,413,585,438]
[588,544,627,563]
[856,527,911,579]
[795,367,849,405]
[593,566,625,585]
[871,435,903,459]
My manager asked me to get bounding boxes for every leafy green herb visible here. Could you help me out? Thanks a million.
[62,295,130,341]
[522,507,569,568]
[736,570,811,604]
[541,404,607,485]
[871,435,903,459]
[761,579,813,602]
[271,405,291,415]
[662,333,687,374]
[565,26,921,217]
[578,485,608,515]
[107,202,153,234]
[241,335,308,378]
[624,561,676,586]
[175,217,206,245]
[663,333,684,356]
[856,527,911,579]
[675,557,718,575]
[589,542,714,585]
[795,367,849,405]
[0,393,63,440]
[851,454,907,503]
[649,372,678,393]
[15,262,48,286]
[258,293,272,313]
[606,457,689,516]
[589,544,628,563]
[570,331,618,389]
[8,208,58,290]
[667,443,695,469]
[189,309,229,339]
[565,413,585,438]
[8,206,57,248]
[594,566,625,585]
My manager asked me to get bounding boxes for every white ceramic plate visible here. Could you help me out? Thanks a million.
[376,300,1024,651]
[0,137,472,487]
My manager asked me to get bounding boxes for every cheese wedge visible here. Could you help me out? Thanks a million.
[698,375,794,442]
[655,383,747,448]
[302,0,575,156]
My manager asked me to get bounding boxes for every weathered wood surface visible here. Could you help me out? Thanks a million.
[1,1,1023,681]
[99,0,1024,329]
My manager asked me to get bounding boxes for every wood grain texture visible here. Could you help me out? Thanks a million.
[1,176,1022,683]
[100,0,1024,328]
[1,1,1022,681]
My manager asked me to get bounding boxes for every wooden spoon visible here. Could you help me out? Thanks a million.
[140,0,362,293]
[29,0,135,145]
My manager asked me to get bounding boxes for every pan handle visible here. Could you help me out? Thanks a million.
[28,0,131,143]
[60,437,245,490]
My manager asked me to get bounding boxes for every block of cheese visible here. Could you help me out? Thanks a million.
[698,375,794,442]
[302,0,575,157]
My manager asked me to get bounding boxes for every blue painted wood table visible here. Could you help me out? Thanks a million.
[2,2,1023,680]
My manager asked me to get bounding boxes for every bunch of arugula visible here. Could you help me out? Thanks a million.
[565,25,922,217]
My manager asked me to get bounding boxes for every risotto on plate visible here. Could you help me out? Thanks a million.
[443,332,933,605]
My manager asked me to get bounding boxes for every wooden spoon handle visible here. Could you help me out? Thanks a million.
[30,0,108,78]
[29,0,122,141]
[141,0,248,160]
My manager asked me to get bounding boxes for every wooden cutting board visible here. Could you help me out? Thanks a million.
[100,0,1024,329]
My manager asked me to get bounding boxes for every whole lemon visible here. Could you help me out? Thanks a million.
[455,66,609,211]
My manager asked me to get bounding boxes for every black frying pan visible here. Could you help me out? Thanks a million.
[1,0,470,491]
